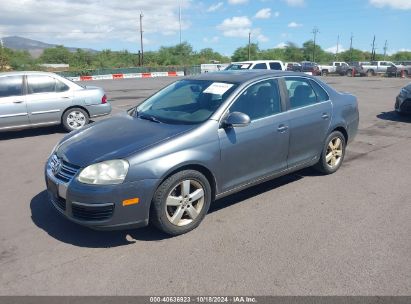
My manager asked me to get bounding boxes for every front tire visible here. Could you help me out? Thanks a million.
[314,131,346,174]
[150,170,212,236]
[62,108,89,132]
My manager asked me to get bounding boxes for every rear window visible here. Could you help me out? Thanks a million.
[225,63,252,70]
[0,76,23,98]
[269,62,282,70]
[310,80,330,102]
[252,63,267,70]
[27,75,56,93]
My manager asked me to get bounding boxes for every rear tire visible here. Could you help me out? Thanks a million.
[314,131,346,175]
[150,170,212,236]
[367,70,374,77]
[62,108,89,132]
[322,70,328,76]
[346,69,353,77]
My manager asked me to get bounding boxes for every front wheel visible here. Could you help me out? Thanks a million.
[62,108,89,132]
[150,170,212,235]
[314,131,346,174]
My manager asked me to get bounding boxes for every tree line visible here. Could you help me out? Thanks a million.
[1,41,410,72]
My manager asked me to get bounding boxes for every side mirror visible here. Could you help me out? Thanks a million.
[223,112,251,128]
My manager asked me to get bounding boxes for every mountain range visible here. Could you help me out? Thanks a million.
[0,36,98,58]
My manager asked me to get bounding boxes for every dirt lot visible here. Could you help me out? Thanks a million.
[0,76,410,295]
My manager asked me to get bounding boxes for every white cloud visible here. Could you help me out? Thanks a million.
[255,8,271,19]
[228,0,248,4]
[388,48,411,55]
[217,16,268,42]
[203,36,220,43]
[369,0,411,10]
[276,42,287,49]
[207,2,223,12]
[284,0,305,7]
[217,16,252,37]
[325,45,346,54]
[0,0,191,46]
[288,22,303,28]
[274,11,280,17]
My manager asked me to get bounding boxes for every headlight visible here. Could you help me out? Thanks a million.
[77,160,129,185]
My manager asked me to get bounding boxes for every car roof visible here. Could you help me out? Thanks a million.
[186,70,313,84]
[0,71,59,77]
[232,60,283,64]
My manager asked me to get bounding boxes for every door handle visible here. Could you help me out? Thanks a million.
[321,113,329,119]
[277,125,288,133]
[61,96,71,99]
[13,100,24,104]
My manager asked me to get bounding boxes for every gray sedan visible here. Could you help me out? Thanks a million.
[46,71,359,235]
[0,71,111,132]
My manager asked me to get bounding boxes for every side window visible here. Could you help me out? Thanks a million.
[0,76,23,98]
[56,79,70,92]
[310,80,330,102]
[252,63,268,70]
[269,62,282,70]
[230,79,281,120]
[285,77,317,109]
[27,75,56,94]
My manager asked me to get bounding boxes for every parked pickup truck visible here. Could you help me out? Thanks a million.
[362,61,396,76]
[336,62,368,77]
[318,62,349,75]
[386,61,411,78]
[225,60,286,71]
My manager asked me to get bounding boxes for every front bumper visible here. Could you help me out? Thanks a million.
[85,103,112,118]
[45,162,158,230]
[395,95,411,113]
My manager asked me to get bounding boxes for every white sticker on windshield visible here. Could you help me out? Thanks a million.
[203,82,234,95]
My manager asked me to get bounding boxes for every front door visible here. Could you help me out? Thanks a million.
[0,75,28,130]
[218,78,289,192]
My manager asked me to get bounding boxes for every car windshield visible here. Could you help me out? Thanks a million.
[135,79,238,124]
[225,63,252,70]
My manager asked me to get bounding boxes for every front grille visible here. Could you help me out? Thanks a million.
[51,195,66,211]
[50,155,81,183]
[72,202,114,221]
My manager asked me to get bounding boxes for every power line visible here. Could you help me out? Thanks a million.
[383,40,388,58]
[248,32,251,60]
[349,33,354,62]
[371,35,376,61]
[336,34,340,59]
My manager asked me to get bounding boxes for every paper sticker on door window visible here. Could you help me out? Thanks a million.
[203,82,234,95]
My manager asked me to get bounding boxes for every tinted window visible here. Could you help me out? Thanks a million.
[56,79,69,92]
[269,62,282,70]
[230,79,281,120]
[310,80,329,102]
[285,77,317,109]
[27,75,56,94]
[0,76,23,98]
[252,63,267,70]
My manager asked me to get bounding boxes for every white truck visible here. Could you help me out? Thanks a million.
[318,62,349,75]
[362,61,396,76]
[225,60,286,71]
[200,63,230,73]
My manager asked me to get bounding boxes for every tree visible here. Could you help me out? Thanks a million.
[40,45,72,63]
[283,42,305,62]
[232,43,259,61]
[0,47,11,71]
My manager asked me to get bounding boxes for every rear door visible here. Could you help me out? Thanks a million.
[0,75,28,130]
[283,76,332,167]
[26,75,73,125]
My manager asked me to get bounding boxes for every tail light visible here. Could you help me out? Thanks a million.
[102,94,107,104]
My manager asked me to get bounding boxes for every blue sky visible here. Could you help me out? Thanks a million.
[0,0,410,55]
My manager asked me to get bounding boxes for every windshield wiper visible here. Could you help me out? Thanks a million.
[138,114,162,123]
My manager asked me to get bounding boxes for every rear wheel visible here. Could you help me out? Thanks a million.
[346,69,353,77]
[150,170,212,235]
[367,69,374,77]
[322,70,328,76]
[62,108,89,132]
[314,131,346,174]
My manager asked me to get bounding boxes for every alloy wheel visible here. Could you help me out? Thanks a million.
[325,137,343,169]
[165,179,205,226]
[67,111,86,129]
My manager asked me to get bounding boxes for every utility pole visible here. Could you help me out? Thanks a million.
[371,35,376,61]
[312,27,319,62]
[383,40,388,59]
[139,12,144,66]
[349,33,353,62]
[248,32,251,60]
[336,34,340,59]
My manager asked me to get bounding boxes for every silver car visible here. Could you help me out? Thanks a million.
[0,71,111,132]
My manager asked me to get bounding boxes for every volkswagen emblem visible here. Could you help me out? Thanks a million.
[52,158,62,176]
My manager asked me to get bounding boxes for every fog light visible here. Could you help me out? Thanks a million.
[122,198,139,206]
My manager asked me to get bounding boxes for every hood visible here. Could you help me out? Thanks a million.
[57,113,196,167]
